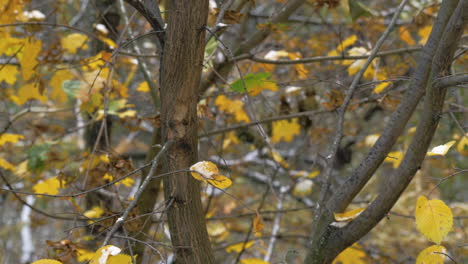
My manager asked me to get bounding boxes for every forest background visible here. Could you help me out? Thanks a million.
[0,0,467,263]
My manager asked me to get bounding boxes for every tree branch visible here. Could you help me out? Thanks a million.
[200,0,308,93]
[123,0,166,50]
[327,0,467,260]
[434,73,468,88]
[103,140,173,245]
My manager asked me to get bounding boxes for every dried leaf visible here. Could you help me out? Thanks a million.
[253,212,264,233]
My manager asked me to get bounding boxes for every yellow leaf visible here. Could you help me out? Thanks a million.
[61,33,89,53]
[207,221,229,239]
[418,25,432,45]
[226,241,254,253]
[364,134,379,147]
[272,118,301,143]
[263,50,289,60]
[81,154,110,171]
[81,52,107,71]
[16,83,48,105]
[457,134,468,156]
[77,249,95,262]
[33,176,64,195]
[90,245,122,264]
[31,259,63,264]
[332,244,367,264]
[271,150,289,168]
[49,70,74,103]
[0,33,23,56]
[0,133,24,145]
[248,80,278,96]
[308,170,320,178]
[108,254,132,264]
[0,65,18,85]
[0,158,15,171]
[416,245,447,264]
[372,81,390,94]
[427,140,456,156]
[334,208,365,222]
[399,26,415,45]
[384,151,403,168]
[293,178,314,197]
[321,89,344,110]
[253,212,264,233]
[215,95,250,123]
[207,175,232,189]
[190,161,219,182]
[19,38,42,80]
[99,36,116,49]
[415,196,453,244]
[222,131,240,149]
[190,161,232,188]
[136,81,150,92]
[89,245,126,264]
[117,109,137,119]
[328,35,358,56]
[240,258,269,264]
[84,206,104,219]
[346,47,374,78]
[288,52,308,79]
[120,177,135,187]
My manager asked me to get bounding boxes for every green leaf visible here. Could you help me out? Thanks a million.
[62,80,82,98]
[230,73,274,93]
[349,0,373,21]
[27,143,51,173]
[205,37,218,58]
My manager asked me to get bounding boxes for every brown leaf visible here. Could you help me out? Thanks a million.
[253,211,264,233]
[213,9,244,24]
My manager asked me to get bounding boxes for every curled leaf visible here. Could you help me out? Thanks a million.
[427,140,456,156]
[334,208,365,222]
[190,161,232,188]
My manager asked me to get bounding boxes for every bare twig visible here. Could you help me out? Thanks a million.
[103,140,173,245]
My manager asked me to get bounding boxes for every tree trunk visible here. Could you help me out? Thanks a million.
[159,1,214,263]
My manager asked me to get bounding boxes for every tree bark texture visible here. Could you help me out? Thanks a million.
[159,1,214,263]
[304,0,467,263]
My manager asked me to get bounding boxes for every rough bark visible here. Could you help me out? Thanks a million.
[159,1,214,263]
[304,0,467,263]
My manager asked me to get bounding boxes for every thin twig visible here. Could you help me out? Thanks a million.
[103,140,173,245]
